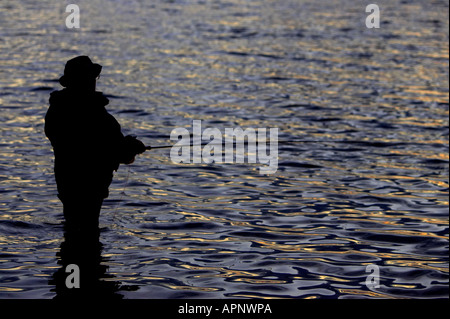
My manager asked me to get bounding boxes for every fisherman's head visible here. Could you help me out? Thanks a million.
[59,56,102,91]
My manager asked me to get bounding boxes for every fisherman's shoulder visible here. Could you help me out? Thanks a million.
[94,91,109,107]
[46,90,66,119]
[49,89,66,104]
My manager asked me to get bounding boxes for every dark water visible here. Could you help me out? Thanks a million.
[0,0,448,298]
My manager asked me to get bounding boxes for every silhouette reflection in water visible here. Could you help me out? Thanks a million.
[49,225,125,299]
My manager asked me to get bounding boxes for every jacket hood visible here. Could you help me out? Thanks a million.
[49,89,109,109]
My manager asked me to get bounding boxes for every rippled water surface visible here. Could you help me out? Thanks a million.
[0,0,448,299]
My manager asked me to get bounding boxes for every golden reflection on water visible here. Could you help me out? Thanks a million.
[0,287,24,292]
[162,285,221,292]
[229,294,288,299]
[180,264,261,279]
[385,260,447,273]
[337,289,399,299]
[354,228,447,240]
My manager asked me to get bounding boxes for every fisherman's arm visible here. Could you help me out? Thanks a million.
[118,135,146,164]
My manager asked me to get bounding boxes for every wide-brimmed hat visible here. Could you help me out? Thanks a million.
[59,56,102,87]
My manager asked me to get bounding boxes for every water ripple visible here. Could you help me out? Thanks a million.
[0,0,448,299]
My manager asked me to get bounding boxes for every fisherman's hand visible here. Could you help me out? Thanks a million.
[124,135,146,155]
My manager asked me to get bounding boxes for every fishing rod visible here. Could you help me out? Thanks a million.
[144,139,381,151]
[145,140,302,150]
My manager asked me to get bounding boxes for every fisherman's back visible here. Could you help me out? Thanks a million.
[45,88,123,200]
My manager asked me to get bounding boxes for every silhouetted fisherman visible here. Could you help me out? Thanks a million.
[45,56,146,234]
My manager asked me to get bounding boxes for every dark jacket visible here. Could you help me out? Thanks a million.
[45,89,138,201]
